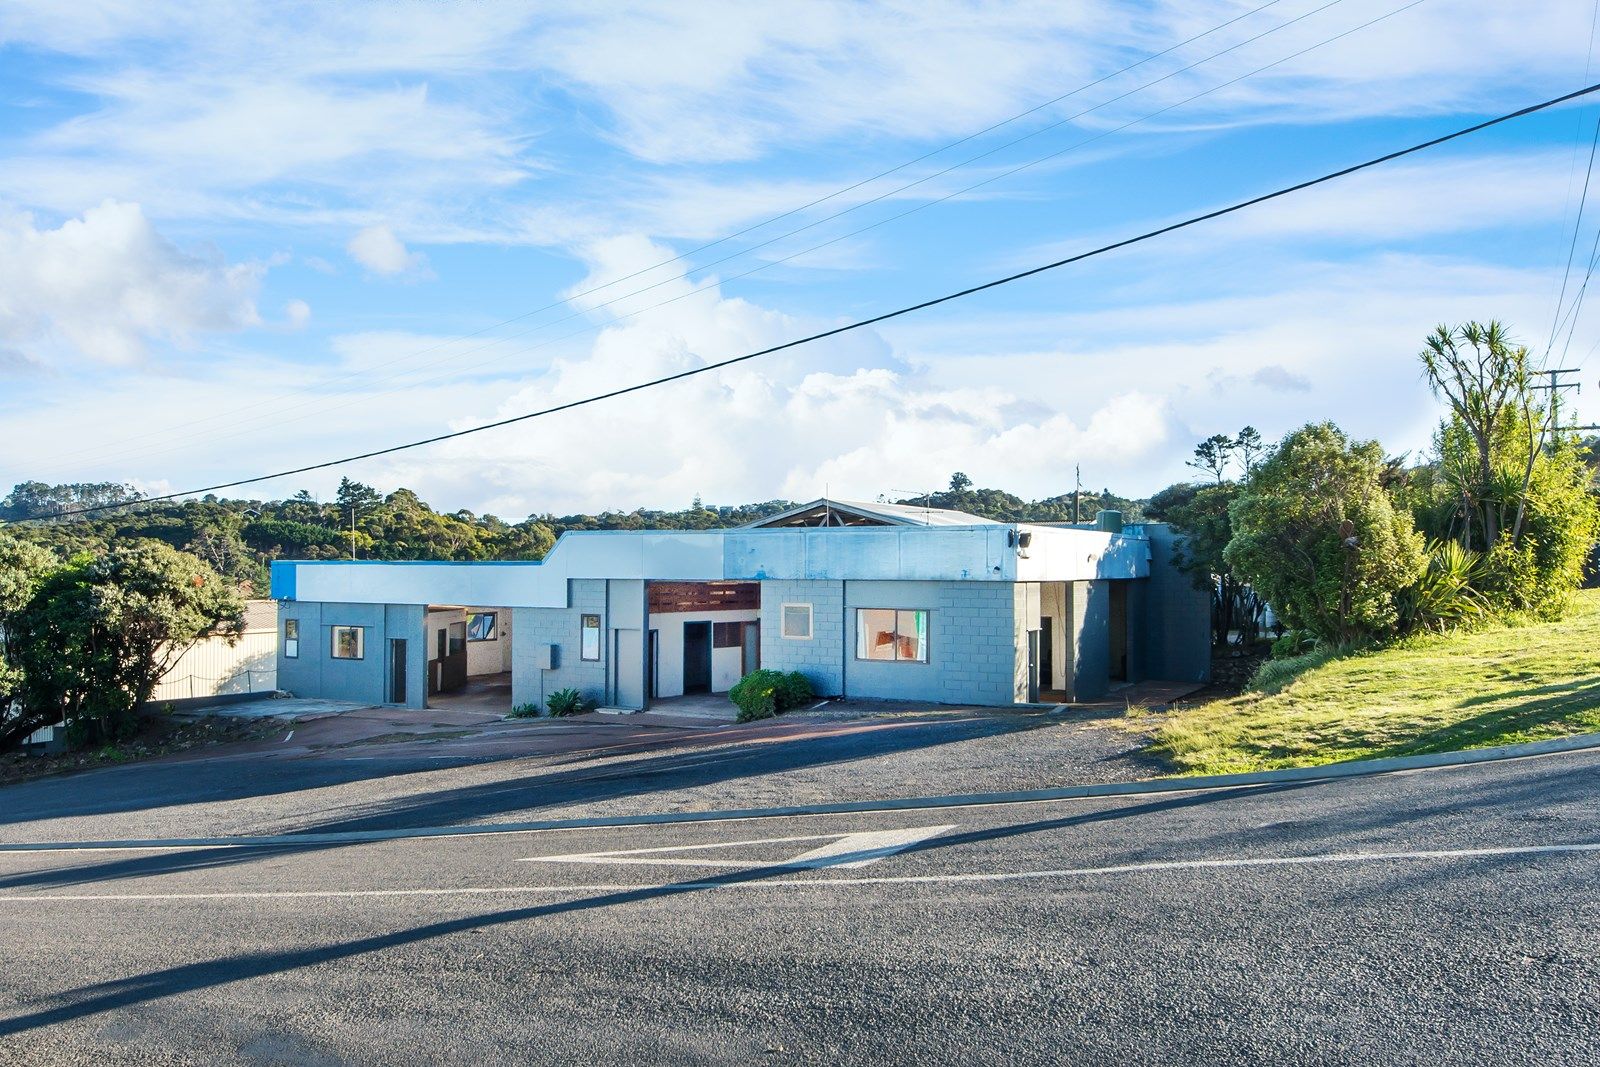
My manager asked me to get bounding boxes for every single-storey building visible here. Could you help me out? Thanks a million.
[269,499,1210,712]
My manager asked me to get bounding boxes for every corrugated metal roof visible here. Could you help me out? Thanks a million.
[741,498,999,528]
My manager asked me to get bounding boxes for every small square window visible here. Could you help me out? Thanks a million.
[781,603,813,640]
[580,614,601,661]
[713,621,744,648]
[330,625,365,660]
[284,618,299,659]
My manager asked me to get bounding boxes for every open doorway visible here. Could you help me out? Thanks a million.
[426,605,513,712]
[682,621,712,694]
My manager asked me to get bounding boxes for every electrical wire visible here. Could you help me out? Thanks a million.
[43,0,1406,478]
[33,0,1297,474]
[25,76,1600,523]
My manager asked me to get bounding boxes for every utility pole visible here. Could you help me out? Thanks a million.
[1073,465,1082,524]
[1532,368,1581,431]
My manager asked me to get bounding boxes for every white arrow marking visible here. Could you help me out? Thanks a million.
[519,825,956,871]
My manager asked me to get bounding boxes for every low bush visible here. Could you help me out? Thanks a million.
[545,688,595,717]
[728,669,814,723]
[507,702,540,719]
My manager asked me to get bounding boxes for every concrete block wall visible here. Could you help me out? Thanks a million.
[758,579,845,696]
[511,578,610,711]
[844,580,1019,706]
[276,601,425,709]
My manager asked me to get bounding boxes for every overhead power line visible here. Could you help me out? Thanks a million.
[34,0,1303,475]
[45,0,1412,479]
[28,78,1600,524]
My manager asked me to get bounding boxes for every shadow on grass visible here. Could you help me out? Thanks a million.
[1372,677,1600,759]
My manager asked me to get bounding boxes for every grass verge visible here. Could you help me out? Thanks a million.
[1148,588,1600,775]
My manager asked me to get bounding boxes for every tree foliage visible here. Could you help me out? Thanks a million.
[7,540,243,748]
[1413,321,1600,616]
[1226,423,1426,644]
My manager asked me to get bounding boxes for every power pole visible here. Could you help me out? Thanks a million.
[1073,465,1082,524]
[1532,368,1581,430]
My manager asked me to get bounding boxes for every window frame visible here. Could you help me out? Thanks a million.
[330,625,365,661]
[780,603,813,641]
[466,611,497,642]
[854,608,929,664]
[579,613,602,661]
[283,618,299,659]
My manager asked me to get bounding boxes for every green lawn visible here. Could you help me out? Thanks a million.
[1148,588,1600,775]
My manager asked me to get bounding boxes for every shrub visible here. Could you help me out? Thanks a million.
[1247,646,1341,695]
[545,688,595,717]
[1270,631,1316,659]
[508,702,540,718]
[728,669,814,723]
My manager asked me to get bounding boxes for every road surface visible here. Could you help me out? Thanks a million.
[0,739,1594,1064]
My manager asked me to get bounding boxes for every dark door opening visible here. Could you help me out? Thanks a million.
[682,621,712,694]
[1039,617,1054,691]
[389,639,407,704]
[648,629,660,699]
[1109,583,1129,682]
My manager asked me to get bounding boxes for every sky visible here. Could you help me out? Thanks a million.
[2,0,1600,518]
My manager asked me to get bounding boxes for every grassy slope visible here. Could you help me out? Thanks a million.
[1149,588,1600,775]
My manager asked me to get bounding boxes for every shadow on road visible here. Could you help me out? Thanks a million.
[0,782,1288,1036]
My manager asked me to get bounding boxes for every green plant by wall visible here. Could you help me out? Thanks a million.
[728,669,814,723]
[544,688,594,717]
[507,702,541,718]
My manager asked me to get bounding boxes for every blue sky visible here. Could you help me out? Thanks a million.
[1,0,1598,517]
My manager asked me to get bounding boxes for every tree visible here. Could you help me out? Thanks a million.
[0,533,58,748]
[334,478,383,522]
[948,472,973,493]
[1186,434,1235,484]
[1226,423,1426,644]
[1418,322,1600,615]
[1234,426,1266,474]
[11,540,244,748]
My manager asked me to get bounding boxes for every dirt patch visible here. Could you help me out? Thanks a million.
[0,714,285,787]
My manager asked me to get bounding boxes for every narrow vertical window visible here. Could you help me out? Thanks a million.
[284,619,299,659]
[580,614,601,661]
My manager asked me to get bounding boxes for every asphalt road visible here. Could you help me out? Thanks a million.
[0,738,1596,1064]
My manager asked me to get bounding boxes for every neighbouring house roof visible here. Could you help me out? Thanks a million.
[740,498,1000,529]
[241,599,278,632]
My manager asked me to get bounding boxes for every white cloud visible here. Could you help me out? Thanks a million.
[346,224,430,278]
[0,200,264,368]
[283,299,311,330]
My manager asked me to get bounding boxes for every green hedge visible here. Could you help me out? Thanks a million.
[728,669,814,723]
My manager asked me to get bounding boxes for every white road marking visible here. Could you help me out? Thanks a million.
[282,731,293,743]
[0,841,1594,902]
[520,826,956,870]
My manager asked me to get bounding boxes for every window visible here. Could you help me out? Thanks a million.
[713,621,744,648]
[855,609,928,663]
[467,612,497,642]
[580,614,601,661]
[447,621,466,657]
[330,625,365,660]
[283,619,299,659]
[781,603,813,640]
